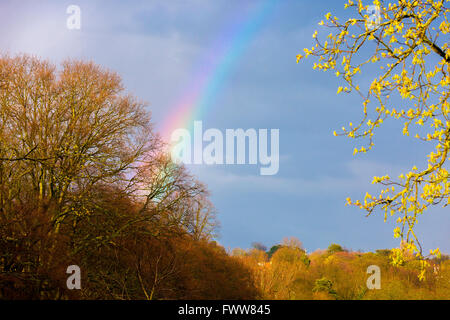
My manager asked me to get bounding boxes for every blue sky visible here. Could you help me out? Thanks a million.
[1,0,448,253]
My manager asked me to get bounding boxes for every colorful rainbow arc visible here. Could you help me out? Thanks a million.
[160,0,277,147]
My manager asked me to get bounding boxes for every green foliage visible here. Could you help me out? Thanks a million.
[313,277,338,298]
[375,249,392,257]
[327,243,345,255]
[267,245,282,258]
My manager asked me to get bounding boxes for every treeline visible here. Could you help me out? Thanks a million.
[233,238,450,300]
[0,55,258,299]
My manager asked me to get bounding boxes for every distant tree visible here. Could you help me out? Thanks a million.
[327,243,345,255]
[252,242,268,252]
[376,249,392,257]
[272,246,310,267]
[282,237,304,250]
[267,245,283,258]
[231,248,247,257]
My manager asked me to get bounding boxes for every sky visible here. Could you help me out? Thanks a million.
[1,0,448,253]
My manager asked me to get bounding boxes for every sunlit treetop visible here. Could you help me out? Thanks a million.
[297,0,449,279]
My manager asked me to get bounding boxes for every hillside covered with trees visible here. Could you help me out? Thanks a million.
[234,238,450,300]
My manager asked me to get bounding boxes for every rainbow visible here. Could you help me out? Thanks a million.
[160,0,277,146]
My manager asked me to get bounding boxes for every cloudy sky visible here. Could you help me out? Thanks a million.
[1,0,448,253]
